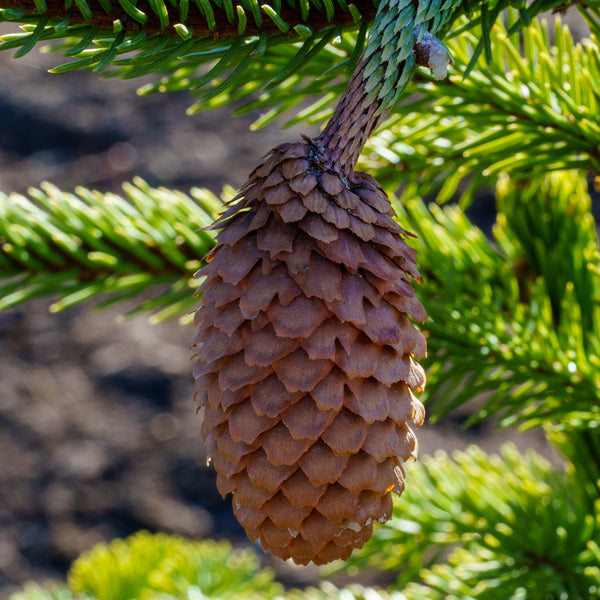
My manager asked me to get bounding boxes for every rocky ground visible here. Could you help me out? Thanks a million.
[0,21,557,598]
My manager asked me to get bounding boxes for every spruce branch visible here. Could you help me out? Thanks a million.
[360,14,600,203]
[0,178,223,321]
[0,0,382,121]
[340,443,600,597]
[398,170,600,430]
[0,0,575,123]
[0,8,373,120]
[9,446,600,598]
[3,0,379,38]
[68,532,282,599]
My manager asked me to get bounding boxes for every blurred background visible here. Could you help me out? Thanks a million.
[0,23,554,598]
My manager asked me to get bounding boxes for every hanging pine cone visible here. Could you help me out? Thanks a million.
[191,10,453,565]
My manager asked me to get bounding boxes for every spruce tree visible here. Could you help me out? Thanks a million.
[2,0,600,596]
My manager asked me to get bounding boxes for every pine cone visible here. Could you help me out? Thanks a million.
[192,132,427,564]
[188,2,456,560]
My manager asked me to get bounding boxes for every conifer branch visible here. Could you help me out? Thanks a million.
[360,15,600,202]
[0,178,223,321]
[341,444,600,597]
[0,3,375,118]
[400,170,600,430]
[2,0,379,38]
[0,0,576,121]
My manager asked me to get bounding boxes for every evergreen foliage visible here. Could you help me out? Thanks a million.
[0,0,375,120]
[68,532,282,599]
[361,15,600,202]
[0,0,593,120]
[0,178,223,320]
[398,170,600,430]
[341,443,600,597]
[2,0,600,594]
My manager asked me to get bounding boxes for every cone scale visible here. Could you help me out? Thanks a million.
[192,1,455,565]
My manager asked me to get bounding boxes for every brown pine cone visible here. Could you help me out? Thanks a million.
[192,135,427,565]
